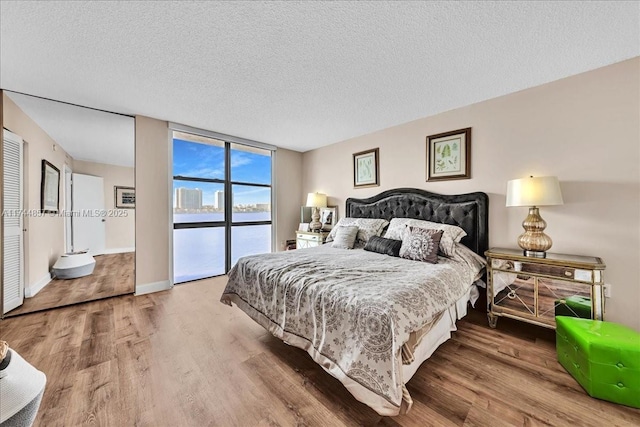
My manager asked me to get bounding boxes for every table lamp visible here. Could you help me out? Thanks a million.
[306,192,327,232]
[506,176,564,258]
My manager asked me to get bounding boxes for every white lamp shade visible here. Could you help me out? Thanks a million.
[506,176,564,207]
[306,192,327,208]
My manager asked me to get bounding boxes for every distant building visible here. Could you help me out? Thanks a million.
[215,190,236,210]
[256,203,271,211]
[176,188,203,209]
[215,190,224,210]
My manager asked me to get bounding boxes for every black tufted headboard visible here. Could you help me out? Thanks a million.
[345,188,489,256]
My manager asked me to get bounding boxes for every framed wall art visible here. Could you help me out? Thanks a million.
[41,159,60,213]
[353,147,379,188]
[115,186,136,209]
[426,127,471,181]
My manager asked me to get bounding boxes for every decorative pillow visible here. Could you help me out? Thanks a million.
[383,218,466,257]
[363,236,402,257]
[331,226,359,249]
[325,218,389,247]
[399,227,444,264]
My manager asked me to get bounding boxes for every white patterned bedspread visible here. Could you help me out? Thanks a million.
[220,245,484,415]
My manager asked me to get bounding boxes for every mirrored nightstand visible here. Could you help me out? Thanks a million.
[485,248,606,329]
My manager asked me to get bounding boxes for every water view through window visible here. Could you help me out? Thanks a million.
[173,131,272,283]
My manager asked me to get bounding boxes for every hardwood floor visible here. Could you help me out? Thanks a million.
[6,252,134,317]
[2,276,639,426]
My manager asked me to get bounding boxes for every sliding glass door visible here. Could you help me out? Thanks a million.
[172,131,272,284]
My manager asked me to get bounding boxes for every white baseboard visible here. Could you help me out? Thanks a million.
[135,280,172,296]
[25,273,52,298]
[100,247,135,255]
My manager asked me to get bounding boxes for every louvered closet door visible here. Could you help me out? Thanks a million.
[3,129,24,314]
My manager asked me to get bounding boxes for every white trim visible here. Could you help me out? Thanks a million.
[135,280,171,296]
[169,122,277,152]
[100,247,135,255]
[25,273,52,298]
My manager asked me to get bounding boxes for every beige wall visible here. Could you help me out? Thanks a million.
[274,148,304,249]
[74,160,135,251]
[135,115,171,290]
[302,58,640,330]
[3,93,72,288]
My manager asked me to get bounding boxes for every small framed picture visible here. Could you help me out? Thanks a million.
[426,128,471,181]
[41,159,60,213]
[115,186,135,209]
[298,223,310,232]
[353,148,379,188]
[319,206,337,231]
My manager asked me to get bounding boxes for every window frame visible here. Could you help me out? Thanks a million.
[170,124,275,282]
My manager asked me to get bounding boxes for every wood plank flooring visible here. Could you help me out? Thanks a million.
[6,252,134,317]
[2,276,639,426]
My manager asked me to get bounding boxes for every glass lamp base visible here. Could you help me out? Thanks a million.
[309,223,322,232]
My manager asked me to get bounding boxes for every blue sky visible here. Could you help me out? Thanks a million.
[173,138,271,206]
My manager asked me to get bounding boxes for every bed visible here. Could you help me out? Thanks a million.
[221,188,489,416]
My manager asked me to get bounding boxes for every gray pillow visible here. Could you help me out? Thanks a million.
[325,218,389,247]
[363,236,402,257]
[399,226,444,263]
[331,226,359,249]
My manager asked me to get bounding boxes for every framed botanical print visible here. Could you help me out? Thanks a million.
[353,148,379,188]
[426,128,471,181]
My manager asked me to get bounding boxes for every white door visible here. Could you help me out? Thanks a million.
[72,173,105,256]
[3,129,24,314]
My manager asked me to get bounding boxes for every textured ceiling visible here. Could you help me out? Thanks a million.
[1,1,638,152]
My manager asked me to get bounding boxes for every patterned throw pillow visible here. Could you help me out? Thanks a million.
[384,218,466,257]
[325,218,389,247]
[363,236,402,257]
[399,226,444,263]
[331,226,359,249]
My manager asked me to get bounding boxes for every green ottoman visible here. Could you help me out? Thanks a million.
[556,316,640,409]
[554,296,592,319]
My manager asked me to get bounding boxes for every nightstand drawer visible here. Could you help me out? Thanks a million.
[295,231,329,249]
[297,233,323,242]
[491,259,595,282]
[521,263,574,280]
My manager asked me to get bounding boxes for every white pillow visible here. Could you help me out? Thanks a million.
[325,218,389,247]
[383,218,466,257]
[452,243,487,280]
[331,226,359,249]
